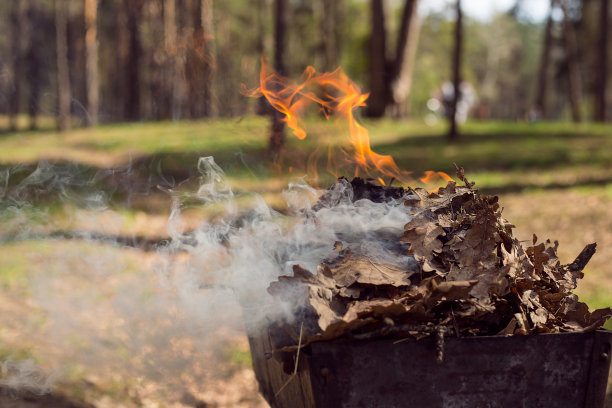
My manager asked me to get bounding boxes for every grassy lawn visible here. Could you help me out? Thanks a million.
[1,116,611,309]
[0,116,611,406]
[1,116,611,301]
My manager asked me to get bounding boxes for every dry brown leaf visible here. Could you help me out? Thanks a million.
[327,253,413,287]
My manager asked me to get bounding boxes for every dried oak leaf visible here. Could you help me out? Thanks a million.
[343,298,410,322]
[424,279,478,306]
[404,182,473,215]
[401,214,444,256]
[521,290,550,328]
[326,253,414,287]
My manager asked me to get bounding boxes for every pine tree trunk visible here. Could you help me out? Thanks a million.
[595,0,609,121]
[534,5,553,119]
[256,0,272,115]
[84,0,99,126]
[366,0,389,118]
[389,0,420,118]
[270,0,288,158]
[448,0,462,141]
[320,0,340,71]
[163,0,184,119]
[124,0,143,121]
[185,0,215,118]
[55,0,72,132]
[9,0,26,131]
[559,0,582,123]
[202,0,216,117]
[26,2,41,130]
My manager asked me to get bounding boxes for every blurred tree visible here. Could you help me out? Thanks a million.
[594,0,609,121]
[390,0,420,117]
[367,0,387,117]
[25,1,42,130]
[124,0,144,121]
[141,0,165,120]
[534,4,554,119]
[270,0,288,158]
[319,0,343,71]
[201,0,216,118]
[55,0,72,131]
[559,0,582,122]
[367,0,421,118]
[163,0,179,119]
[448,0,462,140]
[256,0,273,114]
[84,0,99,126]
[186,0,216,118]
[9,0,27,131]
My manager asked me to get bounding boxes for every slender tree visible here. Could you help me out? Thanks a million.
[319,0,342,71]
[367,0,389,117]
[26,2,42,130]
[269,0,289,158]
[9,0,27,131]
[559,0,582,123]
[594,0,609,121]
[84,0,99,126]
[201,0,216,117]
[163,0,184,119]
[55,0,72,131]
[186,0,216,118]
[389,0,420,117]
[367,0,421,118]
[124,0,144,121]
[534,5,554,119]
[256,0,273,115]
[448,0,462,141]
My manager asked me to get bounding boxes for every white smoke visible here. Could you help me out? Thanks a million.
[0,358,56,395]
[0,156,415,406]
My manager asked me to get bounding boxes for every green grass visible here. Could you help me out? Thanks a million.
[1,117,611,189]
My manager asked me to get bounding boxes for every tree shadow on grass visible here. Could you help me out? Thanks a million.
[372,130,611,174]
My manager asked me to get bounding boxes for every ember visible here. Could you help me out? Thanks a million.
[266,166,612,353]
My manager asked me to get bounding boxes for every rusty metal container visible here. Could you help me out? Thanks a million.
[245,323,612,408]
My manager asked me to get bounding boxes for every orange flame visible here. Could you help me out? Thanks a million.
[249,61,409,183]
[248,61,452,189]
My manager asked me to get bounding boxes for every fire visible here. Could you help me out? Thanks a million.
[249,61,451,188]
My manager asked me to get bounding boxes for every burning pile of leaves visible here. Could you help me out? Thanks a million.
[267,168,611,351]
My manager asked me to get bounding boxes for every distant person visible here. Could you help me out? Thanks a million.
[425,81,476,125]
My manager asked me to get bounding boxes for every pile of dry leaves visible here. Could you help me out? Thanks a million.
[267,168,611,350]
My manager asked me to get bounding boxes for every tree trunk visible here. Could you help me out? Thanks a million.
[55,0,72,132]
[184,0,215,118]
[594,0,609,121]
[256,0,273,115]
[84,0,99,126]
[26,2,41,130]
[448,0,462,141]
[534,5,554,119]
[559,0,582,123]
[320,0,341,71]
[367,0,420,118]
[270,0,289,158]
[9,0,27,131]
[201,0,216,117]
[366,0,389,118]
[124,0,144,121]
[389,0,420,118]
[163,0,184,119]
